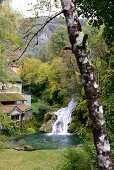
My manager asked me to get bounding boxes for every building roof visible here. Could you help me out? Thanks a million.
[3,104,31,114]
[0,93,26,102]
[6,68,22,83]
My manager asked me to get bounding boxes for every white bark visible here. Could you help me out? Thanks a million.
[60,0,112,169]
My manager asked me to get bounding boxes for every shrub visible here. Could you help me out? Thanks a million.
[26,127,36,134]
[32,100,50,122]
[0,107,18,136]
[59,144,97,170]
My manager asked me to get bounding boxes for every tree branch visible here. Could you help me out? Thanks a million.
[10,10,63,64]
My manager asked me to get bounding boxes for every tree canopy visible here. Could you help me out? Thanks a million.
[76,0,114,46]
[0,3,23,82]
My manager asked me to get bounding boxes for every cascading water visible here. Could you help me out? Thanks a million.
[52,98,76,135]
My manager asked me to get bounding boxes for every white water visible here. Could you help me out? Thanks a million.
[52,98,76,135]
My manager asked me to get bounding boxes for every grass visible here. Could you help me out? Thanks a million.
[0,149,66,170]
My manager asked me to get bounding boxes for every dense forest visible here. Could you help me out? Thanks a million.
[0,0,114,170]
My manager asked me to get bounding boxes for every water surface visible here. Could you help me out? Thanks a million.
[15,133,81,150]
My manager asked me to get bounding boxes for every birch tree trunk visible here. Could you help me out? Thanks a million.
[60,0,112,169]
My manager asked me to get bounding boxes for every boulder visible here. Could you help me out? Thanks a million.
[23,145,36,151]
[15,145,36,151]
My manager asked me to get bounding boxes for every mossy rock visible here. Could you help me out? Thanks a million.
[39,119,54,133]
[44,112,57,123]
[40,112,57,133]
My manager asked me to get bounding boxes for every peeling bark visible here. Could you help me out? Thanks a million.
[60,0,112,169]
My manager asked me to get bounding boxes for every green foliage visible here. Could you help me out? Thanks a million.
[0,4,22,52]
[59,144,97,170]
[0,56,8,82]
[69,24,114,137]
[40,112,56,132]
[21,18,113,137]
[21,58,50,85]
[0,142,4,150]
[83,24,108,60]
[103,25,114,47]
[0,148,65,170]
[32,100,50,129]
[21,54,79,105]
[26,127,36,134]
[0,105,17,136]
[38,44,50,62]
[49,26,69,58]
[32,100,50,120]
[101,69,114,133]
[39,119,54,132]
[76,0,114,46]
[0,3,23,83]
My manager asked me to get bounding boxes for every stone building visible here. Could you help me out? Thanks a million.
[0,64,32,126]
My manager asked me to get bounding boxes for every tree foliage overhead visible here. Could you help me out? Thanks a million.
[0,4,22,52]
[49,26,69,57]
[0,3,23,82]
[76,0,114,46]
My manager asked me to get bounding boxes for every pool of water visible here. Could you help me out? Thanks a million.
[15,133,81,150]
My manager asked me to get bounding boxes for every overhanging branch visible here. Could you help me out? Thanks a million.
[10,10,63,64]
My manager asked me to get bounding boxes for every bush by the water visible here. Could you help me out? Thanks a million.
[59,143,97,170]
[32,100,50,120]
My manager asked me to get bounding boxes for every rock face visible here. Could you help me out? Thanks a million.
[21,17,87,58]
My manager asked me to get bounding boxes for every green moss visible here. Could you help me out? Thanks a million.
[39,120,54,132]
[39,112,56,132]
[0,93,26,101]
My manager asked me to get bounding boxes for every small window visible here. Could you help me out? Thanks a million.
[2,85,5,90]
[11,115,19,121]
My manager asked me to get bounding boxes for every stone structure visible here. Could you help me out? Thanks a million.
[0,64,32,125]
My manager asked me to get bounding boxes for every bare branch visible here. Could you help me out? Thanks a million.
[10,10,63,64]
[23,23,42,35]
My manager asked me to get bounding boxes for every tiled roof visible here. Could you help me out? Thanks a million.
[0,93,26,102]
[3,104,31,114]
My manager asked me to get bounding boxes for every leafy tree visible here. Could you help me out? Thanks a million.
[21,58,49,84]
[38,26,69,62]
[76,0,114,46]
[0,3,23,82]
[68,23,114,140]
[83,24,114,134]
[38,44,50,62]
[49,26,69,58]
[0,4,22,53]
[32,100,50,129]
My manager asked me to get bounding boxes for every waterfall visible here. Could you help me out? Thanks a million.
[52,98,76,135]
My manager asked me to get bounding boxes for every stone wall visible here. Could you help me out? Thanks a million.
[22,94,31,105]
[24,110,32,121]
[0,82,22,93]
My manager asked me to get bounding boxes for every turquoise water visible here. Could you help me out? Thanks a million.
[15,133,81,150]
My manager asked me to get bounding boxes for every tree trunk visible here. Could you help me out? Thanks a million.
[60,0,112,169]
